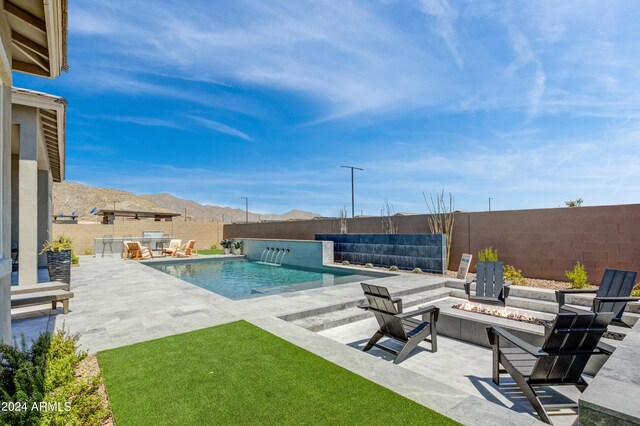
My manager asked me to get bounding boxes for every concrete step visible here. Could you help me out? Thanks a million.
[279,281,447,323]
[447,280,558,302]
[506,296,559,314]
[288,287,451,332]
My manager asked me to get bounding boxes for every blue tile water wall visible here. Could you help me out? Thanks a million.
[315,234,446,274]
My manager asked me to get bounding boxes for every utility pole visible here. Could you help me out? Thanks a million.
[240,197,248,223]
[340,165,363,218]
[489,198,493,212]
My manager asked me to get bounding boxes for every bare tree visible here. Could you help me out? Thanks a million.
[339,206,348,234]
[381,199,398,234]
[423,189,455,267]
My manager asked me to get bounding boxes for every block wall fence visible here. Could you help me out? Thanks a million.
[52,221,224,255]
[224,204,640,282]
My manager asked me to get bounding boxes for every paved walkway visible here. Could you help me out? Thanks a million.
[11,255,557,425]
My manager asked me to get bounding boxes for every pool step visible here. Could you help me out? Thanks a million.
[286,287,451,332]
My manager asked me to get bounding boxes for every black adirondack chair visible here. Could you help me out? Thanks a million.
[487,310,614,424]
[360,283,439,364]
[556,268,638,327]
[464,261,511,305]
[357,283,403,313]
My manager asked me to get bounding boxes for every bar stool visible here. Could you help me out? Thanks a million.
[102,235,114,257]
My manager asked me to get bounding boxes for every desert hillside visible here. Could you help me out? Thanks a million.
[53,182,320,223]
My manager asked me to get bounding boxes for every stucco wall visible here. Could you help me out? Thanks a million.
[225,204,640,282]
[52,221,224,255]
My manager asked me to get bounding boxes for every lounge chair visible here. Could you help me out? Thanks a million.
[125,241,153,259]
[487,310,614,424]
[464,261,510,305]
[556,268,638,327]
[162,239,182,256]
[360,283,439,364]
[173,240,197,257]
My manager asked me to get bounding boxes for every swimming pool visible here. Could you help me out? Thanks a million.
[147,259,386,299]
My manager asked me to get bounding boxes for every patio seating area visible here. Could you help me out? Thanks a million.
[10,252,640,425]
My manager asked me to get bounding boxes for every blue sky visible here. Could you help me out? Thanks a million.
[14,0,640,216]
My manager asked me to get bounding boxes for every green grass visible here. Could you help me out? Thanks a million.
[98,321,458,426]
[197,248,225,255]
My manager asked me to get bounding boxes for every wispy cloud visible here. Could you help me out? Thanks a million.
[188,116,253,141]
[88,114,185,129]
[418,0,463,69]
[64,0,640,123]
[14,0,640,215]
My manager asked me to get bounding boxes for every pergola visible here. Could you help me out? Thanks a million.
[97,209,182,224]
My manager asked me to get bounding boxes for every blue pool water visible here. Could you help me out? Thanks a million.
[147,259,383,299]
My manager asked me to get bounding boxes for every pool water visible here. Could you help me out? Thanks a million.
[147,259,383,299]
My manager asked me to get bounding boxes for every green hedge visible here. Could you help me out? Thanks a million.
[0,330,109,425]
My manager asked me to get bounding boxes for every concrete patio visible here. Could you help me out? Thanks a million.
[10,254,638,425]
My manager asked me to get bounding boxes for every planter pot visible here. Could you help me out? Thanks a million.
[46,249,72,284]
[232,247,243,255]
[224,248,231,255]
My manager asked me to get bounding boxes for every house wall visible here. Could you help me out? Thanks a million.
[52,221,224,255]
[224,204,640,283]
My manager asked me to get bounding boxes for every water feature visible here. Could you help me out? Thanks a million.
[257,247,290,266]
[259,247,270,262]
[315,233,446,274]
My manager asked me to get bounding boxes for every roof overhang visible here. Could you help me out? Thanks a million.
[12,86,66,181]
[96,210,182,220]
[4,0,68,78]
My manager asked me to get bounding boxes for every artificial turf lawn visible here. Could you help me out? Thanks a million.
[196,249,225,255]
[98,321,459,426]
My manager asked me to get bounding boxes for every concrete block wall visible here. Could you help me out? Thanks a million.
[236,238,333,269]
[225,204,640,282]
[52,221,224,255]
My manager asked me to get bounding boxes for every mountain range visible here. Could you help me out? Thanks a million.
[52,181,320,223]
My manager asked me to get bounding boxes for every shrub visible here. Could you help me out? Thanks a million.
[210,243,218,250]
[83,248,92,256]
[412,268,423,274]
[632,283,640,297]
[565,198,584,208]
[389,265,399,272]
[233,241,243,250]
[566,261,590,288]
[477,246,499,262]
[0,329,109,425]
[503,264,526,285]
[341,260,350,265]
[220,239,233,249]
[364,263,374,268]
[41,235,79,264]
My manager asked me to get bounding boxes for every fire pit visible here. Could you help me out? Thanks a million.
[453,303,549,326]
[451,302,624,341]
